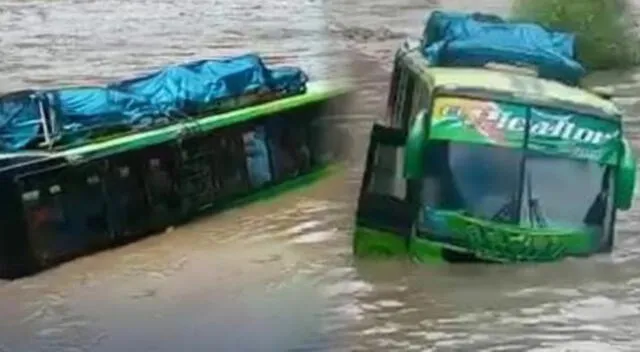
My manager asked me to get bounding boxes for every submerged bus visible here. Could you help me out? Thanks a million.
[353,38,637,263]
[0,54,352,278]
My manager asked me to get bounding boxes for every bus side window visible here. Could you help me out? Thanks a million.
[265,115,312,182]
[211,130,250,198]
[356,124,414,235]
[242,124,273,188]
[386,63,401,123]
[401,72,416,124]
[367,140,406,199]
[390,67,405,128]
[390,66,415,130]
[407,81,430,130]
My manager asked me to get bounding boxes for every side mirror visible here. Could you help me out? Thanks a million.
[615,138,637,210]
[404,109,428,179]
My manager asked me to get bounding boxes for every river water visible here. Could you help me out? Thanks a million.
[2,0,640,351]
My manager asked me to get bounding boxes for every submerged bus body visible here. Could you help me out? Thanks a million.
[0,54,352,278]
[353,39,637,263]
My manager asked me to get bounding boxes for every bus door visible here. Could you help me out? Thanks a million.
[353,124,416,257]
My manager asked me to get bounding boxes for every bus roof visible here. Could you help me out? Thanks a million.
[424,67,622,119]
[0,79,351,164]
[397,41,622,120]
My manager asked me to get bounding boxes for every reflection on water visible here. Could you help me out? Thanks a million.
[2,0,640,351]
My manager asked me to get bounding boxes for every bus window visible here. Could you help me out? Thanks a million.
[266,116,312,182]
[354,124,414,257]
[386,62,401,122]
[390,66,416,130]
[210,130,250,199]
[357,124,414,235]
[390,68,406,128]
[407,81,430,130]
[402,70,416,123]
[242,125,273,188]
[368,143,406,199]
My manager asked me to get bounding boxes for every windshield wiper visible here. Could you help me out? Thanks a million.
[490,171,549,228]
[525,171,548,229]
[583,168,611,225]
[527,198,548,228]
[491,195,518,223]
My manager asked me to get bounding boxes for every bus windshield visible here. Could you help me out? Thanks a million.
[520,151,612,233]
[421,141,522,223]
[420,140,614,238]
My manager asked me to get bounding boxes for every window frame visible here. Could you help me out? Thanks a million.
[356,124,415,236]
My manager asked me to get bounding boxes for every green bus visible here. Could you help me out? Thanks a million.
[0,54,352,278]
[353,39,637,263]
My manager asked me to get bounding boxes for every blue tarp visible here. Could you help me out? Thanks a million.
[0,54,308,151]
[0,90,43,152]
[422,11,587,85]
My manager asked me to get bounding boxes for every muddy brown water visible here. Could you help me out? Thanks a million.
[2,0,640,351]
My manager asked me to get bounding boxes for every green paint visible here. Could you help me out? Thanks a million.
[429,96,622,165]
[404,110,427,179]
[421,209,596,262]
[408,236,446,263]
[616,138,637,210]
[430,97,526,148]
[353,226,407,258]
[527,107,621,165]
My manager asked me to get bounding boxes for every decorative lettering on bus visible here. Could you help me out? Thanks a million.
[439,103,619,146]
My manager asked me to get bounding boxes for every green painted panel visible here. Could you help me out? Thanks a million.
[353,226,407,258]
[408,236,446,263]
[420,209,597,262]
[615,138,637,210]
[429,96,622,165]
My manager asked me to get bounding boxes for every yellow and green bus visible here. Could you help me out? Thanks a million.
[353,37,636,263]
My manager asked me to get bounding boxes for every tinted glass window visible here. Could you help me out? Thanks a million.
[421,141,522,223]
[266,117,312,181]
[211,131,249,197]
[368,144,406,199]
[521,152,612,236]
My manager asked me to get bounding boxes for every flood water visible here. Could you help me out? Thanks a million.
[2,0,640,351]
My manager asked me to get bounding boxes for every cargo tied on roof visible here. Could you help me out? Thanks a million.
[0,54,308,152]
[421,11,587,86]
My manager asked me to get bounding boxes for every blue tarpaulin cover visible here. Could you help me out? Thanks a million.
[0,54,308,151]
[422,11,587,86]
